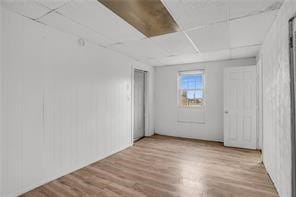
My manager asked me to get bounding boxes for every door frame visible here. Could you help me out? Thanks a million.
[257,58,263,150]
[131,67,149,144]
[289,16,296,197]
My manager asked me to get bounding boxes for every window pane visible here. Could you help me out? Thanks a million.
[179,70,204,107]
[180,89,203,106]
[180,74,203,89]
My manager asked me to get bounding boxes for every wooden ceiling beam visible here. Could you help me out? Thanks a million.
[98,0,180,37]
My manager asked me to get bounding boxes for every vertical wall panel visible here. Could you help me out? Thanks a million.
[1,8,154,197]
[258,0,296,196]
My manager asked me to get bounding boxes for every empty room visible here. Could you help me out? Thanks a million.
[0,0,295,196]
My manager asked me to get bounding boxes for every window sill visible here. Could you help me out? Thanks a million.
[178,105,205,109]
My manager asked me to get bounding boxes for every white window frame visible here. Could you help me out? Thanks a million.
[177,70,205,108]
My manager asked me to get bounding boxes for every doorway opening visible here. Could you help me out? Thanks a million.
[133,69,147,142]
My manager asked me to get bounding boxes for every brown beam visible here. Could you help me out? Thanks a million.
[98,0,180,37]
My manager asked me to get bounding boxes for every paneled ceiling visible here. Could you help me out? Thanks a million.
[2,0,283,66]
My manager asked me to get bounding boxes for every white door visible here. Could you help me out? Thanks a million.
[134,70,146,141]
[224,66,257,149]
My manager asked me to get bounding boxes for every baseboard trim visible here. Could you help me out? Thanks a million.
[154,132,223,143]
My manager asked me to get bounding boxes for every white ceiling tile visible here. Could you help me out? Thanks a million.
[150,50,231,67]
[38,12,112,46]
[1,0,50,19]
[143,56,184,67]
[150,32,197,55]
[157,54,196,66]
[231,45,261,59]
[196,49,231,63]
[230,10,277,48]
[141,58,163,67]
[162,0,229,30]
[109,39,170,60]
[229,0,283,19]
[186,22,230,52]
[36,0,72,10]
[56,0,145,43]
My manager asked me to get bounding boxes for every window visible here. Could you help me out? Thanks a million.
[178,70,204,107]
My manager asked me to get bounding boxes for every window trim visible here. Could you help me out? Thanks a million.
[177,69,205,108]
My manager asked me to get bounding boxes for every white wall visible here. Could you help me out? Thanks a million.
[154,58,256,142]
[1,8,154,196]
[258,0,296,196]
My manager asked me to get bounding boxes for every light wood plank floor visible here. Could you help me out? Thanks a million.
[22,135,278,197]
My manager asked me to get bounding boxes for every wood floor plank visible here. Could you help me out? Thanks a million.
[21,135,278,197]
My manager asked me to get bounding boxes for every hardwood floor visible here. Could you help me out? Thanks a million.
[22,135,278,197]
